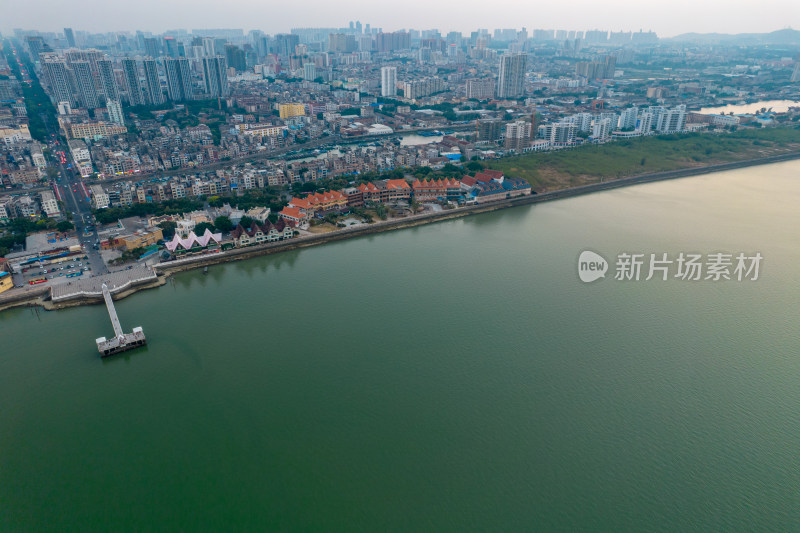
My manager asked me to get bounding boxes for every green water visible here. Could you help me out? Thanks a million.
[2,161,800,531]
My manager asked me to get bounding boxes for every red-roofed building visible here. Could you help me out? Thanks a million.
[279,206,309,225]
[482,169,504,180]
[385,179,412,202]
[288,190,348,216]
[358,181,388,204]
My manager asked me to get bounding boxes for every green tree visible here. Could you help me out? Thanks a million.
[158,221,177,239]
[214,215,234,232]
[56,220,75,233]
[194,222,216,235]
[238,216,255,228]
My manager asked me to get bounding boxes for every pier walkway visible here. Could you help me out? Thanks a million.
[95,282,146,357]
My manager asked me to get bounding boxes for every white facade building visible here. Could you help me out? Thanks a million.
[381,66,397,97]
[90,185,110,209]
[40,190,60,217]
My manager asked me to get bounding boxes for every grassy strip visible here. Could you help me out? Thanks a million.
[487,128,800,191]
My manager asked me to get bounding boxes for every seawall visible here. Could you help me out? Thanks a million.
[3,150,799,313]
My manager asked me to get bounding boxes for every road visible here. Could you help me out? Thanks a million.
[40,112,109,276]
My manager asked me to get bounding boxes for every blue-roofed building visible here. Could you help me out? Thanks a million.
[0,271,12,294]
[465,172,533,204]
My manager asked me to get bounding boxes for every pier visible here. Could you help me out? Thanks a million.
[95,283,146,357]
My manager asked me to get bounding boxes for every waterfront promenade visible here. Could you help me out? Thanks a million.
[50,266,158,302]
[2,149,799,312]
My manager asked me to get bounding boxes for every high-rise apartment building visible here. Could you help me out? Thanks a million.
[25,36,50,60]
[402,77,444,99]
[64,28,75,48]
[504,120,532,151]
[274,34,300,57]
[121,58,145,106]
[496,53,526,98]
[71,60,100,108]
[475,119,503,142]
[465,78,495,99]
[617,107,638,130]
[163,37,179,58]
[97,58,119,101]
[303,63,318,81]
[657,105,686,133]
[329,33,357,53]
[202,56,228,97]
[143,58,165,105]
[42,58,73,105]
[381,66,397,97]
[164,57,193,101]
[202,37,216,57]
[592,117,612,141]
[224,44,247,71]
[143,37,161,58]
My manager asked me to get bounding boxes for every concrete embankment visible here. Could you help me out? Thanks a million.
[42,275,167,311]
[154,150,800,274]
[0,286,50,313]
[3,150,799,313]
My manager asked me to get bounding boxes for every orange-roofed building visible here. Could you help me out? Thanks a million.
[385,179,412,202]
[358,181,388,204]
[279,206,309,225]
[288,190,348,216]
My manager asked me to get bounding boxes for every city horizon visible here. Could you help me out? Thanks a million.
[3,0,798,38]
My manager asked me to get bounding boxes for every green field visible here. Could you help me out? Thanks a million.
[487,128,800,191]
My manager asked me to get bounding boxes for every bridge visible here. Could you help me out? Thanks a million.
[95,283,146,357]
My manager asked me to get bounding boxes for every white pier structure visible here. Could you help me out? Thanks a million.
[95,283,146,357]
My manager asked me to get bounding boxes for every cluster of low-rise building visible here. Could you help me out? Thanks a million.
[0,189,60,220]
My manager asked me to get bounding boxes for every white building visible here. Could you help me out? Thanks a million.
[106,99,125,125]
[568,113,593,132]
[380,66,397,97]
[504,120,532,151]
[592,118,612,141]
[551,122,577,145]
[617,107,638,130]
[710,114,740,127]
[40,190,60,217]
[465,78,495,99]
[90,185,109,209]
[496,53,527,98]
[637,112,653,134]
[0,125,32,145]
[0,198,12,220]
[658,105,687,133]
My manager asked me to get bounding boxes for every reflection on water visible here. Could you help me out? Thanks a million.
[699,99,800,114]
[2,161,800,531]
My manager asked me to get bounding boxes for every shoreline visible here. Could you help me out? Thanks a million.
[2,149,799,314]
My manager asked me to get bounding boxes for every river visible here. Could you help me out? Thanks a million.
[699,99,800,115]
[2,160,800,531]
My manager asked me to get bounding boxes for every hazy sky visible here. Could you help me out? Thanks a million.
[2,0,798,37]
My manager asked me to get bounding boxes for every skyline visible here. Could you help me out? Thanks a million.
[2,0,799,38]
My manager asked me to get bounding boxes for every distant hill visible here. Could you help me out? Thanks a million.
[669,28,800,45]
